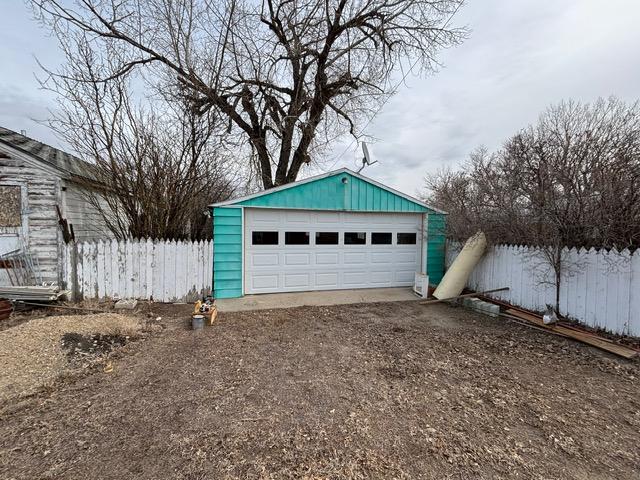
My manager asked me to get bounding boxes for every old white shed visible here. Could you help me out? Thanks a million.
[0,127,113,285]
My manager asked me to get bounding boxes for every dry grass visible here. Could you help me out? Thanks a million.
[0,313,143,401]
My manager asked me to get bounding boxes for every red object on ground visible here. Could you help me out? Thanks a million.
[0,299,12,321]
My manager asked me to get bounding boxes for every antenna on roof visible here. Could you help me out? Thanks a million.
[357,141,378,173]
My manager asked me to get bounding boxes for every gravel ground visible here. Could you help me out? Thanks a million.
[0,313,145,401]
[0,301,639,479]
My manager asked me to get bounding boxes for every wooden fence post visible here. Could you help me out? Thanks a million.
[69,241,81,302]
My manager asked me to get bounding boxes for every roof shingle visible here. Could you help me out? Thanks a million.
[0,126,96,181]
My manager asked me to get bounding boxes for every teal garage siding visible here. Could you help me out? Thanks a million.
[212,207,243,299]
[237,172,426,213]
[211,168,448,298]
[426,213,447,284]
[345,175,426,212]
[238,173,344,210]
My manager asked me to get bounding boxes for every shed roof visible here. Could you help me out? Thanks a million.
[0,126,97,181]
[211,168,446,214]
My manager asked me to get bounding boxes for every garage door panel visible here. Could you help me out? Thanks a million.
[396,214,420,225]
[395,270,416,283]
[245,208,422,294]
[252,274,279,290]
[315,272,339,287]
[251,209,281,224]
[343,252,367,264]
[369,215,393,225]
[252,253,279,267]
[316,212,341,223]
[369,271,393,284]
[343,271,369,286]
[371,252,393,263]
[284,253,311,265]
[396,251,418,263]
[285,211,311,223]
[316,252,339,265]
[344,214,369,224]
[284,273,310,288]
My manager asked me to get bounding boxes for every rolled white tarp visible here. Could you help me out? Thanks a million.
[433,231,487,300]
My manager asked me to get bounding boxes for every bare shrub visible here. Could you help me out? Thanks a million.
[424,97,640,309]
[41,48,237,240]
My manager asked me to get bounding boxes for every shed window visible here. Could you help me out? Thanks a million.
[315,232,339,245]
[397,233,417,245]
[285,231,310,245]
[371,232,392,245]
[252,231,278,245]
[0,186,21,227]
[344,232,366,245]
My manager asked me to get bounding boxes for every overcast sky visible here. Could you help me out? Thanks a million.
[1,1,639,196]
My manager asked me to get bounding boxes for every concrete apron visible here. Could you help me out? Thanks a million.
[216,287,420,312]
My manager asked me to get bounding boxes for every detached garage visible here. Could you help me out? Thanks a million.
[210,168,446,299]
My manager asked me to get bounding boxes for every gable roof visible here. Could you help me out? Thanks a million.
[0,126,97,181]
[211,168,446,214]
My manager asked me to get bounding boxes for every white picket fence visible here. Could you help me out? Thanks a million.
[447,243,640,336]
[63,239,213,303]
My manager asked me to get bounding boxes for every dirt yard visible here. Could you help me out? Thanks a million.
[1,301,639,479]
[0,313,152,401]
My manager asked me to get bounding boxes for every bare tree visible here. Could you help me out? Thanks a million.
[424,97,640,310]
[43,41,236,240]
[32,0,467,189]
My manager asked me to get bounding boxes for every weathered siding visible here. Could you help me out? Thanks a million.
[0,148,61,284]
[63,183,113,240]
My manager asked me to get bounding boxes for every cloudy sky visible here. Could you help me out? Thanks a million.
[1,1,639,196]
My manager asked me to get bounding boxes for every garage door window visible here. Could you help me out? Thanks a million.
[315,232,339,245]
[252,231,278,245]
[344,232,366,245]
[371,232,392,245]
[285,231,310,245]
[397,233,417,245]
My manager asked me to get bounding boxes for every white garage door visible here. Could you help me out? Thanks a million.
[244,208,423,294]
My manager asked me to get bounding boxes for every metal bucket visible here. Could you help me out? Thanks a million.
[191,314,204,330]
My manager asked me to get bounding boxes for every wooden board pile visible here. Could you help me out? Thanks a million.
[502,307,639,360]
[0,286,69,302]
[420,288,639,359]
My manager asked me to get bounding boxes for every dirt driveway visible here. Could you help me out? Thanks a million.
[1,301,639,479]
